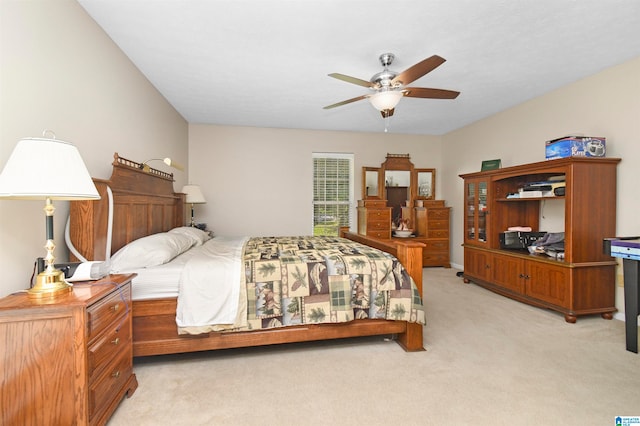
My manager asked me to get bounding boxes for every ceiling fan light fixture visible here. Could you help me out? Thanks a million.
[368,90,403,112]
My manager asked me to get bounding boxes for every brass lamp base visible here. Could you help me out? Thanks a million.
[28,269,72,299]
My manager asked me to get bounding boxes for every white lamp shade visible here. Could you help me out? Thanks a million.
[0,137,100,200]
[368,90,403,111]
[181,184,206,204]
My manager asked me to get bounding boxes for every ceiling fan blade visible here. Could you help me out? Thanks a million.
[391,55,446,86]
[328,73,375,88]
[403,87,460,99]
[323,94,368,109]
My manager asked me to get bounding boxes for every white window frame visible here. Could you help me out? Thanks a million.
[312,152,354,236]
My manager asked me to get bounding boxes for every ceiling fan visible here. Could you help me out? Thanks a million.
[323,53,460,118]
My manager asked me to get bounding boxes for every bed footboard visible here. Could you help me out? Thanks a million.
[133,299,413,356]
[340,230,425,352]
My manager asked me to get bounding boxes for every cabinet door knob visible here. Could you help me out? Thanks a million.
[112,370,121,379]
[110,304,120,312]
[111,337,120,345]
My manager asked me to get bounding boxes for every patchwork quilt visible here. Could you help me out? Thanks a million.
[242,236,426,330]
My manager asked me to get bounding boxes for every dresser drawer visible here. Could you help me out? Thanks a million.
[367,209,390,220]
[89,348,133,420]
[424,240,449,252]
[88,315,132,380]
[366,230,391,239]
[87,285,131,341]
[423,252,450,266]
[427,209,450,220]
[428,229,449,239]
[427,219,449,230]
[367,219,390,230]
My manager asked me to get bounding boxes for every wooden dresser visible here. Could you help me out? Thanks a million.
[357,199,392,238]
[0,274,138,425]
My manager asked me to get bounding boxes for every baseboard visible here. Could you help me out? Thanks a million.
[614,312,640,325]
[450,262,463,271]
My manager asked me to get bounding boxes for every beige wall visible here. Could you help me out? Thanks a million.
[188,124,443,236]
[0,1,188,296]
[441,56,640,314]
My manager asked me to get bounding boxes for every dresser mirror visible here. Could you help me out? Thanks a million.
[416,168,436,200]
[363,167,381,199]
[384,169,411,221]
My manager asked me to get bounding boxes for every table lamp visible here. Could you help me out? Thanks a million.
[181,184,206,227]
[0,132,100,299]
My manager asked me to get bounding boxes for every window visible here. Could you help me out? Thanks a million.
[312,153,354,236]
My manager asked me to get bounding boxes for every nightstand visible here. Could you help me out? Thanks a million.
[0,274,138,425]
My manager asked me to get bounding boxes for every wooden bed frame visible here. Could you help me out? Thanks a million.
[70,153,426,356]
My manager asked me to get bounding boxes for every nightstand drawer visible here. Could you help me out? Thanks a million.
[87,284,131,341]
[89,349,133,420]
[88,316,132,380]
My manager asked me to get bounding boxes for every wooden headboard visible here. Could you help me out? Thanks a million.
[69,153,185,261]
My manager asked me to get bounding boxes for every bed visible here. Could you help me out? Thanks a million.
[69,153,426,356]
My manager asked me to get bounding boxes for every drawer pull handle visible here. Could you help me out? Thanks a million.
[110,304,120,312]
[112,370,121,379]
[111,337,120,345]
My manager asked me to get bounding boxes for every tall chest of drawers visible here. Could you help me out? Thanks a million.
[413,201,451,267]
[0,274,138,425]
[357,199,392,239]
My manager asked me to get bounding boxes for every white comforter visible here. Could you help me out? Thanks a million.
[175,236,249,329]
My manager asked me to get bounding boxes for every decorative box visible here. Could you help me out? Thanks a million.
[545,136,606,160]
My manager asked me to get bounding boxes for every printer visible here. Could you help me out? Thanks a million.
[499,231,547,249]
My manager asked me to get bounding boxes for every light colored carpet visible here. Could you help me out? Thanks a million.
[108,268,640,425]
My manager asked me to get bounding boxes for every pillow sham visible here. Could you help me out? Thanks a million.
[168,226,211,246]
[110,232,195,272]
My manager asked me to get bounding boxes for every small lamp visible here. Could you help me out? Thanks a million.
[0,132,100,299]
[140,157,184,172]
[181,184,206,227]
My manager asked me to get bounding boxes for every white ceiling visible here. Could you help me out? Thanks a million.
[78,0,640,135]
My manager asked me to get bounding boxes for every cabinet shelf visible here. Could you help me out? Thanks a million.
[496,196,565,202]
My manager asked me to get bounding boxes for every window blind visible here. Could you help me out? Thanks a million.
[312,153,353,236]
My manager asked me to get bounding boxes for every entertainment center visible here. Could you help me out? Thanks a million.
[459,157,620,322]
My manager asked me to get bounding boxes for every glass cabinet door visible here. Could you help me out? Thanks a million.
[478,181,488,242]
[465,178,489,245]
[466,182,476,240]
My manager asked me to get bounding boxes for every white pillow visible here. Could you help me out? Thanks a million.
[109,232,195,272]
[168,226,211,246]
